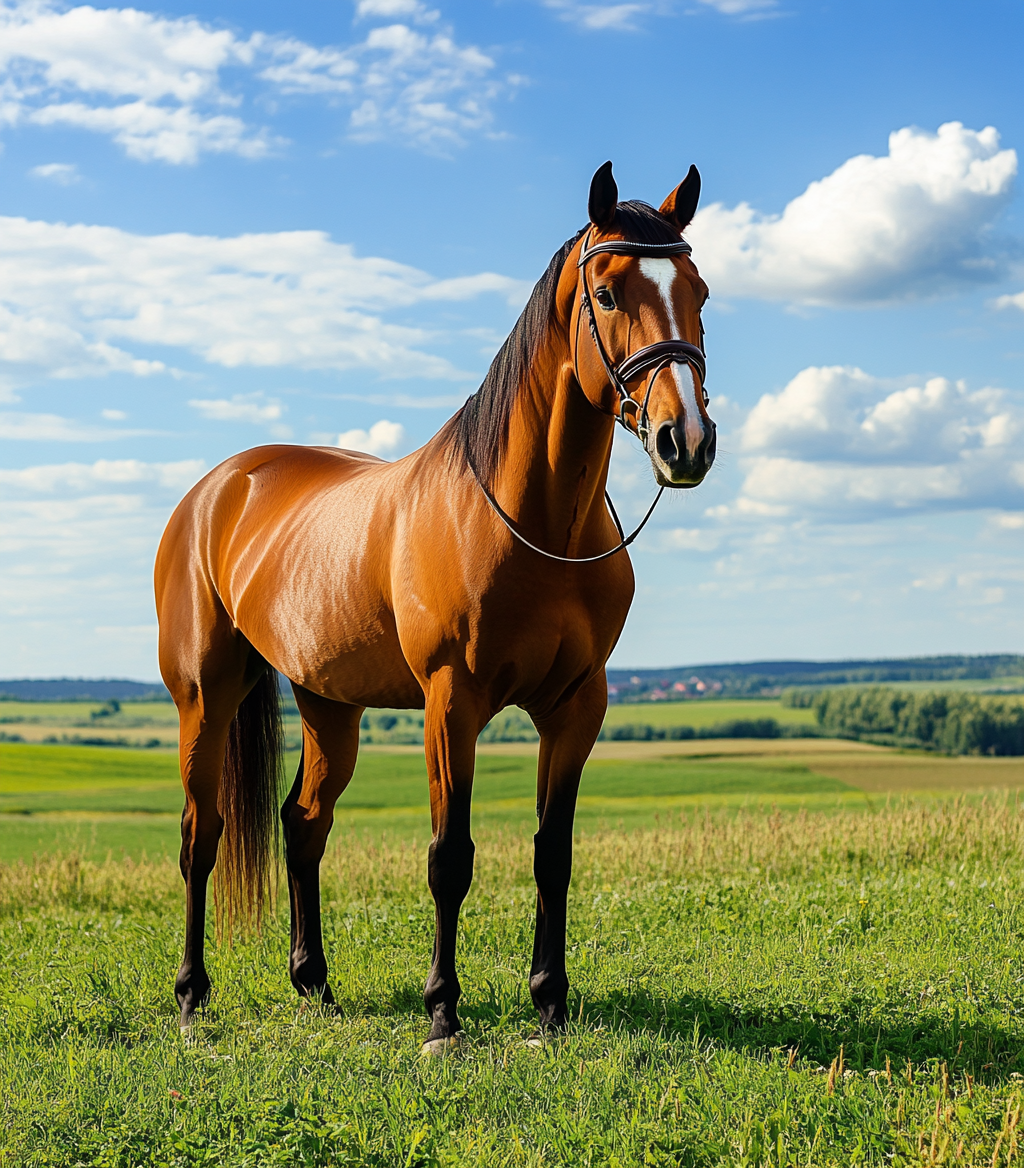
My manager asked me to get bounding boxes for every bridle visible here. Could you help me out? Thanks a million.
[471,229,708,564]
[575,231,708,446]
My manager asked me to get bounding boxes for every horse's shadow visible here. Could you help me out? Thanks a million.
[327,982,1021,1081]
[567,987,1023,1081]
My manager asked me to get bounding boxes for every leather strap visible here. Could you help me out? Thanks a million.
[468,228,708,564]
[617,338,706,387]
[576,230,708,444]
[578,239,692,265]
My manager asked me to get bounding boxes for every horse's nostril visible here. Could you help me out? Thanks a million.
[656,422,679,466]
[703,424,717,469]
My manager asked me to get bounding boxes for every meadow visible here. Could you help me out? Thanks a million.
[3,708,1024,1165]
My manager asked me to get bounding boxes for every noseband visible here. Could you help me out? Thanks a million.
[470,229,709,564]
[576,231,708,446]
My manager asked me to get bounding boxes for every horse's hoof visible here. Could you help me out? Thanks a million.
[420,1034,463,1057]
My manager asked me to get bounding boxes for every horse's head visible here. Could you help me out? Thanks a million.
[571,162,715,488]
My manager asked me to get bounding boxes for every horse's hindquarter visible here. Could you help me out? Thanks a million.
[204,446,421,707]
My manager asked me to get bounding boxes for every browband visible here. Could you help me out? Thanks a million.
[579,239,692,267]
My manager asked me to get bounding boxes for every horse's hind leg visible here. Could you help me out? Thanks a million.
[529,671,608,1032]
[282,686,362,1004]
[174,701,232,1025]
[160,591,260,1027]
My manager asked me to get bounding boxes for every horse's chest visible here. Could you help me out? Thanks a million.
[472,574,631,693]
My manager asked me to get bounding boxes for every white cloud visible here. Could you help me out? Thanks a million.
[336,418,405,456]
[356,0,439,20]
[0,410,153,440]
[0,0,507,161]
[544,3,649,30]
[0,457,204,491]
[0,457,207,676]
[687,123,1018,305]
[30,99,273,164]
[716,365,1024,520]
[695,0,777,13]
[100,408,126,420]
[188,395,282,424]
[659,526,720,552]
[994,290,1024,314]
[30,160,79,183]
[0,212,524,385]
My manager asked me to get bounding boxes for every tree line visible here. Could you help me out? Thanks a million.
[783,687,1024,756]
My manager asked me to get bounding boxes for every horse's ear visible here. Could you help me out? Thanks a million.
[660,164,701,232]
[588,161,618,230]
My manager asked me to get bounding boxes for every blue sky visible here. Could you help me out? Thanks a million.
[1,0,1022,678]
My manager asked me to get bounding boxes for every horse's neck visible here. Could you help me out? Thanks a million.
[493,336,615,549]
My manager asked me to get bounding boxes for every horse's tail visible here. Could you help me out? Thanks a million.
[215,665,283,935]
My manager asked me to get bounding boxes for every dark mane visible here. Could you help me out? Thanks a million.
[451,200,682,485]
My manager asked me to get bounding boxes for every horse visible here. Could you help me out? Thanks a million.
[154,161,716,1049]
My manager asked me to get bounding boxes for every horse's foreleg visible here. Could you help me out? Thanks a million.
[422,670,486,1048]
[529,671,607,1032]
[282,688,362,1005]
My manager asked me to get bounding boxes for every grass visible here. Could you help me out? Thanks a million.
[6,800,1024,1164]
[603,699,817,730]
[0,742,858,862]
[0,697,816,750]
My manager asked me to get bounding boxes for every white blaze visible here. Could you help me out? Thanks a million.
[638,257,704,459]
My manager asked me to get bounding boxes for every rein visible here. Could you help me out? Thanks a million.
[470,230,707,564]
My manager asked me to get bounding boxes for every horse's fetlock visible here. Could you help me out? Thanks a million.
[530,968,569,1017]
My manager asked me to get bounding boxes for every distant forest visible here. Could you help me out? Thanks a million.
[2,653,1022,703]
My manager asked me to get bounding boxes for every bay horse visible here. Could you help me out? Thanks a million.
[155,161,715,1049]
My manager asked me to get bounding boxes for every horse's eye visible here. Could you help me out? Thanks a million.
[595,287,616,311]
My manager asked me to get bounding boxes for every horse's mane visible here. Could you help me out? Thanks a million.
[450,200,683,486]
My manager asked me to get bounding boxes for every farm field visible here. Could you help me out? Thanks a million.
[2,737,1024,1164]
[6,793,1024,1164]
[4,739,1023,863]
[603,698,817,729]
[0,695,817,749]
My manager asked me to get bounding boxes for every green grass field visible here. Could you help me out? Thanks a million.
[603,699,818,729]
[5,799,1024,1165]
[0,742,856,862]
[4,738,1024,1165]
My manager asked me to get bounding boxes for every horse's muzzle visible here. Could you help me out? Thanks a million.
[654,418,716,487]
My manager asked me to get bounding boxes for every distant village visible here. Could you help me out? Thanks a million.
[607,676,725,703]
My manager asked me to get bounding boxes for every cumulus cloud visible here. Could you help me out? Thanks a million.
[0,212,526,386]
[0,457,204,492]
[994,290,1024,314]
[188,395,282,424]
[0,0,507,161]
[30,160,79,183]
[543,2,650,30]
[0,410,154,440]
[687,123,1018,305]
[336,418,405,456]
[713,365,1024,520]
